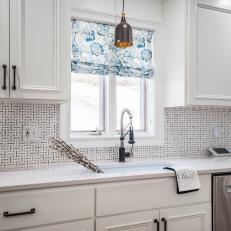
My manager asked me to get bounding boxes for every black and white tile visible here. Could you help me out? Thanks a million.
[1,100,231,168]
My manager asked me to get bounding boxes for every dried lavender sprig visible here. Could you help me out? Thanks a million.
[50,138,103,173]
[50,137,104,173]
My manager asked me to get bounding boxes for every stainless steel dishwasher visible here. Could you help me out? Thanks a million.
[213,173,231,231]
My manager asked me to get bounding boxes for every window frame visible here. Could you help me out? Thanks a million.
[60,9,164,148]
[70,74,105,133]
[70,75,149,136]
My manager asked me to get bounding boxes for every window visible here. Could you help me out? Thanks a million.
[71,20,155,139]
[116,77,146,131]
[71,73,103,131]
[71,74,149,134]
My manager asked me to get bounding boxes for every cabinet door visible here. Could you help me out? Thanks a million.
[189,0,231,105]
[160,203,211,231]
[0,0,9,98]
[96,210,159,231]
[21,219,94,231]
[9,0,69,100]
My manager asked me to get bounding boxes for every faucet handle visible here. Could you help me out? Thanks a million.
[125,152,131,158]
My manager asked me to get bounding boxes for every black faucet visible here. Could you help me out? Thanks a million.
[119,108,135,162]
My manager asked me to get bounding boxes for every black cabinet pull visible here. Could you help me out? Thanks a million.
[154,219,160,231]
[3,208,35,217]
[161,218,167,231]
[2,65,7,90]
[12,65,16,90]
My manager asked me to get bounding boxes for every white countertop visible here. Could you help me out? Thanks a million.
[1,157,231,192]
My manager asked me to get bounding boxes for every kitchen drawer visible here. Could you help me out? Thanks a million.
[21,219,94,231]
[0,186,94,230]
[96,175,211,216]
[96,210,159,231]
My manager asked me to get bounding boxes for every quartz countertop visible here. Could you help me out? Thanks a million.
[1,157,231,192]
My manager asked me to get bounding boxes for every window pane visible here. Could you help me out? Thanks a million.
[71,73,101,131]
[116,77,145,130]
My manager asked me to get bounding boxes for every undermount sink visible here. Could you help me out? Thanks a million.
[99,161,170,173]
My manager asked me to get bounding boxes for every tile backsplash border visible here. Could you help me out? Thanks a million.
[1,99,231,168]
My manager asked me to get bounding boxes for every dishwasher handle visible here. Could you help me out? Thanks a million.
[225,185,231,193]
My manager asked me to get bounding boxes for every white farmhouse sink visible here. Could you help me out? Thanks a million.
[99,161,170,173]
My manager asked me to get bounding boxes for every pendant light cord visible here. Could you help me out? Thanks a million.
[122,0,125,16]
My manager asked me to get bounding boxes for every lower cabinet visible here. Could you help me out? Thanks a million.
[1,175,212,231]
[96,210,159,231]
[0,186,94,231]
[159,203,211,231]
[20,219,94,231]
[96,203,211,231]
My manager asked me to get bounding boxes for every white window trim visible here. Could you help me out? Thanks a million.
[60,8,165,148]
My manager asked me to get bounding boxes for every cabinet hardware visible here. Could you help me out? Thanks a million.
[3,208,36,217]
[154,219,160,231]
[12,65,16,90]
[2,65,7,90]
[161,218,167,231]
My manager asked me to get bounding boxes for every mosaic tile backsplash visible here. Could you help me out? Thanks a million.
[1,100,231,168]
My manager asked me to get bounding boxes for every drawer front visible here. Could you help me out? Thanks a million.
[96,210,159,231]
[96,175,211,216]
[0,186,94,230]
[21,219,94,231]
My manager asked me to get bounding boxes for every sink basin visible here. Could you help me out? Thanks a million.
[99,161,169,173]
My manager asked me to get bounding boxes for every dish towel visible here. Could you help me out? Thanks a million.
[164,165,201,194]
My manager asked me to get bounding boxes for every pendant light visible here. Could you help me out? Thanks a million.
[115,0,133,49]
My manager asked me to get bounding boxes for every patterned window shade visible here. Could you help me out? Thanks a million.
[71,19,154,79]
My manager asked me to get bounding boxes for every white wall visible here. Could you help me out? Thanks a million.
[71,0,162,24]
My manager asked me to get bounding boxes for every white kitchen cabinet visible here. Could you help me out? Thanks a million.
[160,203,211,231]
[96,175,211,231]
[21,219,94,231]
[0,175,212,231]
[0,0,69,100]
[96,203,211,231]
[0,0,10,98]
[0,186,94,231]
[163,0,231,106]
[96,175,211,216]
[96,210,159,231]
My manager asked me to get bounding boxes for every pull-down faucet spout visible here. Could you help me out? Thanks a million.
[119,108,135,162]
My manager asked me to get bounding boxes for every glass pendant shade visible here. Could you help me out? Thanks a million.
[115,1,133,49]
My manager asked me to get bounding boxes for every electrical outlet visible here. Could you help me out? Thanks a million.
[23,126,40,142]
[212,127,220,138]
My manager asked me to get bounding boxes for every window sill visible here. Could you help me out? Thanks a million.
[69,132,164,148]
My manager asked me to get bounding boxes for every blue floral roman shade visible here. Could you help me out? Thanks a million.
[71,19,154,79]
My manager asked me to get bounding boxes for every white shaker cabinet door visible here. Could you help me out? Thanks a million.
[159,203,211,231]
[20,219,94,231]
[9,0,69,100]
[96,210,159,231]
[189,1,231,105]
[0,0,10,98]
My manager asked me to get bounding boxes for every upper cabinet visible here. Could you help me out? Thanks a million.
[0,0,10,98]
[0,0,70,100]
[163,0,231,106]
